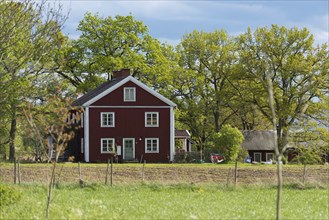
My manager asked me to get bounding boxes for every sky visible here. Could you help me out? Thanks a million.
[58,0,329,46]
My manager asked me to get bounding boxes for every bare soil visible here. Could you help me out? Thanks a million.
[0,163,328,186]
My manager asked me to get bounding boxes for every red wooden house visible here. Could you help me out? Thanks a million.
[71,69,176,163]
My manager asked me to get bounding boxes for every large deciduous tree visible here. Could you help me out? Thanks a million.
[55,13,175,93]
[238,25,328,220]
[0,0,66,161]
[238,25,329,154]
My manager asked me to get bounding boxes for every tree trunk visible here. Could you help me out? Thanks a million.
[214,110,220,132]
[234,161,238,189]
[266,75,282,220]
[9,106,17,161]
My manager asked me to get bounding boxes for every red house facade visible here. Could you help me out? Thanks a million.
[71,69,176,163]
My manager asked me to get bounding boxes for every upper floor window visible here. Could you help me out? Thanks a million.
[124,87,136,102]
[101,112,115,127]
[101,138,115,153]
[145,112,159,127]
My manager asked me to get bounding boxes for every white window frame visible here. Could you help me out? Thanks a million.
[254,152,262,162]
[101,138,115,154]
[145,138,159,153]
[101,112,115,127]
[145,112,159,127]
[124,87,136,102]
[266,153,274,161]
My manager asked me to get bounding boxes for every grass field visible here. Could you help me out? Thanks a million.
[0,183,328,219]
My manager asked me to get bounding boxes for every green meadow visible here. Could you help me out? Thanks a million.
[1,183,328,220]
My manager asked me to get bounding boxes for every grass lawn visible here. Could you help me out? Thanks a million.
[1,183,328,219]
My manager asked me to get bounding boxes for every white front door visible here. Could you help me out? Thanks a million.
[123,138,135,160]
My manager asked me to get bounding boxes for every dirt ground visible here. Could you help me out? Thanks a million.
[0,163,328,186]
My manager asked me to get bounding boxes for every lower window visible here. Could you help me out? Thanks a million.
[145,138,159,153]
[266,153,274,161]
[101,138,115,153]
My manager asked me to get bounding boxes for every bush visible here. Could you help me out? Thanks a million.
[0,184,21,207]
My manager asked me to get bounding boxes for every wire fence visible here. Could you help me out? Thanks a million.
[0,162,328,186]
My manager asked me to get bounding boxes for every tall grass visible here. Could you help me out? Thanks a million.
[0,183,328,219]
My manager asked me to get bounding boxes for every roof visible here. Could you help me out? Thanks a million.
[72,77,126,106]
[242,130,276,151]
[72,76,176,107]
[175,129,191,138]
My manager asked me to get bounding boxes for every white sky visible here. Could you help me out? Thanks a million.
[57,0,329,46]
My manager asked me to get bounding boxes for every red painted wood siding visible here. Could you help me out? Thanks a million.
[91,81,168,106]
[88,107,170,162]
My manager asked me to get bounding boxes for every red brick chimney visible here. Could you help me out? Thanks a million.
[112,69,130,79]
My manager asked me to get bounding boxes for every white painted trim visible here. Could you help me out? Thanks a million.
[83,76,176,107]
[84,107,89,162]
[254,152,261,162]
[145,138,160,153]
[123,138,135,160]
[145,112,159,127]
[170,107,174,161]
[124,87,136,102]
[266,153,274,161]
[89,106,171,109]
[100,138,115,154]
[100,112,115,127]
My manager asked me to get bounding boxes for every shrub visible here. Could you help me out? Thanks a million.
[0,184,21,207]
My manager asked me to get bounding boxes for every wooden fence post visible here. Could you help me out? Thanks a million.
[303,163,307,184]
[110,157,113,187]
[13,157,17,184]
[78,162,84,188]
[142,160,146,183]
[234,161,238,189]
[17,158,21,184]
[105,159,110,185]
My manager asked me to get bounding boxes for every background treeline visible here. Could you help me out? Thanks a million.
[0,0,328,161]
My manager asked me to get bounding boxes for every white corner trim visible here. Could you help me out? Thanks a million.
[83,76,176,107]
[84,107,89,162]
[170,107,174,162]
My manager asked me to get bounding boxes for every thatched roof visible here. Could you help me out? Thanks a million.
[242,130,276,151]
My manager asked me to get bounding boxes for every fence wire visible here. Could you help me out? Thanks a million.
[0,164,328,186]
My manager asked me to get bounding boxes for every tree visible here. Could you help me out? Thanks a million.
[178,30,238,132]
[214,124,244,161]
[54,13,175,93]
[238,25,329,220]
[238,25,329,155]
[0,0,66,161]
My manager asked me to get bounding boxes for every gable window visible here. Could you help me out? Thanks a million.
[101,138,115,153]
[124,87,136,102]
[101,112,115,127]
[145,112,159,127]
[145,138,159,153]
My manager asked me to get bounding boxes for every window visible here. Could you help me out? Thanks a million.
[145,112,159,127]
[101,112,115,127]
[124,87,136,102]
[266,153,274,161]
[254,152,261,162]
[145,138,159,153]
[101,138,115,153]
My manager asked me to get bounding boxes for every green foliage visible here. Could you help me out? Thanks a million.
[214,125,244,161]
[0,184,21,207]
